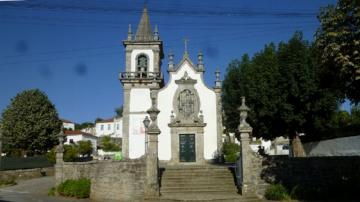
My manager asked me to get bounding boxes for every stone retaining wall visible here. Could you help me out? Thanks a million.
[252,155,360,199]
[0,167,54,182]
[55,158,146,201]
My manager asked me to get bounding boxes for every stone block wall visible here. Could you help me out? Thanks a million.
[0,167,54,182]
[250,155,360,199]
[55,158,146,201]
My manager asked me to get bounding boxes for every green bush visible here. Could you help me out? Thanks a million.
[46,148,56,164]
[224,153,238,162]
[101,136,120,152]
[222,142,239,163]
[77,140,93,156]
[63,145,79,162]
[264,184,290,200]
[57,178,90,198]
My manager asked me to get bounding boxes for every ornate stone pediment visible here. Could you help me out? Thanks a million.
[169,72,206,127]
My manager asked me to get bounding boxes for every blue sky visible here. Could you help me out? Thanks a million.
[0,0,341,123]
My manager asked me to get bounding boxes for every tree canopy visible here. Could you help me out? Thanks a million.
[75,122,94,130]
[222,32,338,144]
[115,106,123,118]
[316,0,360,103]
[1,89,62,156]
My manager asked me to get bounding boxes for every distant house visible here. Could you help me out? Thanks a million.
[61,119,75,130]
[64,130,98,152]
[95,117,122,138]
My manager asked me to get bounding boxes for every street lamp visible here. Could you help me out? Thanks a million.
[143,116,150,154]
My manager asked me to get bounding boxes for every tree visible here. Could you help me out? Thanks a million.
[316,0,360,103]
[77,140,93,156]
[115,106,123,118]
[222,32,338,156]
[101,136,120,152]
[1,89,62,156]
[75,122,94,130]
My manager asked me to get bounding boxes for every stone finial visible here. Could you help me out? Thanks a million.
[214,68,221,88]
[153,25,159,40]
[127,24,133,40]
[56,130,65,153]
[197,51,204,72]
[168,51,175,72]
[238,97,252,132]
[147,90,161,134]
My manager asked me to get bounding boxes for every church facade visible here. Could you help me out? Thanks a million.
[120,8,223,164]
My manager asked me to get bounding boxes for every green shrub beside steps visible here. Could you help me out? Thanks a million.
[57,178,91,198]
[264,184,290,200]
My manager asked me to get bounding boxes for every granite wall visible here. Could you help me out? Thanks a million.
[258,156,360,199]
[0,167,54,182]
[55,158,146,201]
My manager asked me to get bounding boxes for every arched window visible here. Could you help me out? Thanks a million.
[137,54,148,72]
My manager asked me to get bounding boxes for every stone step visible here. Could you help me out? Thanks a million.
[161,188,238,194]
[161,181,235,186]
[162,176,235,181]
[162,171,234,176]
[161,183,236,188]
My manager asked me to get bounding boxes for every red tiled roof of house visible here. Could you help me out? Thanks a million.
[61,119,74,123]
[64,130,96,138]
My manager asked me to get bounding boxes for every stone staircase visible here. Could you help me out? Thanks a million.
[158,165,261,201]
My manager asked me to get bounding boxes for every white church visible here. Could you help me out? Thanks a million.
[119,8,223,165]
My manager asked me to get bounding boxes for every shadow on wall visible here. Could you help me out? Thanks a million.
[260,156,360,200]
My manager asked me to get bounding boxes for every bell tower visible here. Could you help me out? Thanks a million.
[120,7,164,159]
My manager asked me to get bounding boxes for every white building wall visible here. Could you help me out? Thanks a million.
[64,135,82,145]
[130,49,154,72]
[63,122,75,130]
[65,134,97,152]
[95,122,114,137]
[128,88,151,159]
[157,60,218,160]
[114,118,123,138]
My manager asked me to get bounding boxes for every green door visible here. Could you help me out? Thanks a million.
[179,134,196,162]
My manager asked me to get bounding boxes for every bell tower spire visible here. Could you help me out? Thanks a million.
[135,7,153,41]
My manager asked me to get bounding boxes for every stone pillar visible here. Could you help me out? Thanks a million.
[214,68,223,158]
[122,84,131,159]
[144,90,161,199]
[55,131,65,186]
[237,97,254,195]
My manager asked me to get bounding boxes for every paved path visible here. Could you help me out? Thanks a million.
[0,176,90,202]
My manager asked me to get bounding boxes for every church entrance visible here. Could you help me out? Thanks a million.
[179,134,196,162]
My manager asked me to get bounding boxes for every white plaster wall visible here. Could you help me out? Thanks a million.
[65,135,97,152]
[130,49,154,72]
[129,88,151,112]
[65,135,82,145]
[114,118,123,138]
[63,122,75,130]
[128,88,151,159]
[157,60,218,160]
[95,122,115,137]
[128,113,148,158]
